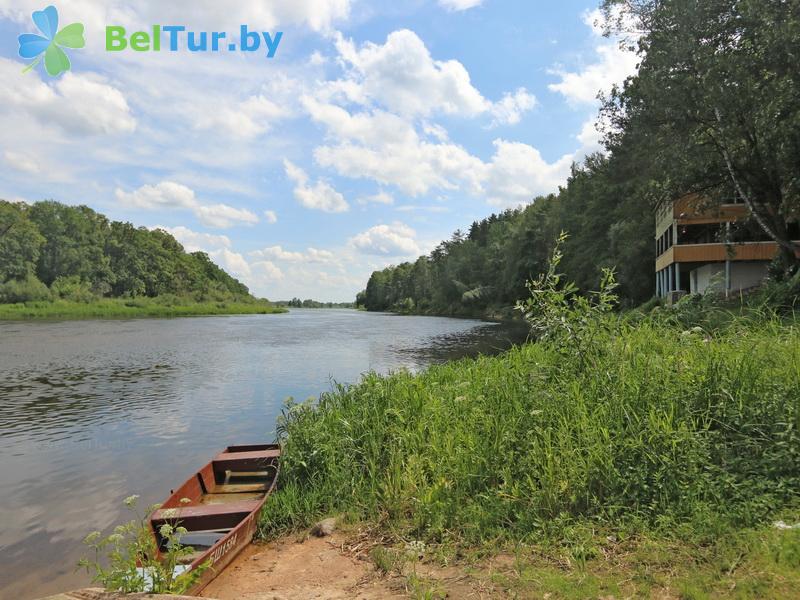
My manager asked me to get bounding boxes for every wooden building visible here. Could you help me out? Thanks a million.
[655,195,799,297]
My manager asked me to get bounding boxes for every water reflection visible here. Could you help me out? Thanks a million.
[0,310,526,599]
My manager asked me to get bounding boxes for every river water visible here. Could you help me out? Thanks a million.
[0,309,526,599]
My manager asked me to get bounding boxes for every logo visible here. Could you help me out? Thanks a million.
[18,5,85,77]
[105,26,282,58]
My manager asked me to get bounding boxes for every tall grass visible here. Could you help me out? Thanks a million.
[260,313,800,545]
[0,297,286,320]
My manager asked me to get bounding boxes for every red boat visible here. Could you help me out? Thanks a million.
[148,444,280,594]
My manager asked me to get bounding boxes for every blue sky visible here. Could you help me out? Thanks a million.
[0,0,638,301]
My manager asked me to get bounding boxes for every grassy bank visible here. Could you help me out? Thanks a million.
[259,309,800,596]
[0,297,287,320]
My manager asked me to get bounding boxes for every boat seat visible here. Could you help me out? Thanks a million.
[214,448,280,461]
[211,482,270,494]
[212,449,279,469]
[151,498,260,521]
[199,491,264,505]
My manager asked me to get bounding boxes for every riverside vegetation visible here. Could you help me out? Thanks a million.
[263,245,800,597]
[0,200,284,319]
[79,496,209,594]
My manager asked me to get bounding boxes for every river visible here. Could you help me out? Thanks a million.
[0,309,526,599]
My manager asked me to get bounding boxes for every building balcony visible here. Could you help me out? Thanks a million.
[655,241,784,272]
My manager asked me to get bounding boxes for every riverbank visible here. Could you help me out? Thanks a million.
[385,302,522,323]
[0,298,287,320]
[205,520,800,598]
[258,306,800,597]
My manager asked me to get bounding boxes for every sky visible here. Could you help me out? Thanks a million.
[0,0,639,302]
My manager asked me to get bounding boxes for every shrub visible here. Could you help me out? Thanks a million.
[51,276,96,303]
[0,274,51,303]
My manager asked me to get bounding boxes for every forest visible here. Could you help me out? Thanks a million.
[0,200,254,304]
[275,298,356,309]
[359,0,800,315]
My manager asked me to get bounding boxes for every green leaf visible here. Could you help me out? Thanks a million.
[44,44,71,77]
[54,23,86,49]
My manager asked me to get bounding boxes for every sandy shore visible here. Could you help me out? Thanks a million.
[199,533,407,600]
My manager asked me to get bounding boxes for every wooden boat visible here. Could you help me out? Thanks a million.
[148,444,280,594]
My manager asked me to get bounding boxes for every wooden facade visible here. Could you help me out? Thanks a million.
[654,195,792,297]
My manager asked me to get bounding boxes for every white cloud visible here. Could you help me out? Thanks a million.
[306,247,336,262]
[251,245,305,262]
[250,245,335,264]
[422,122,449,142]
[332,30,534,124]
[4,150,39,174]
[116,181,196,210]
[263,210,278,224]
[251,260,284,281]
[194,203,260,228]
[284,160,349,213]
[438,0,483,10]
[489,88,537,126]
[155,225,232,253]
[358,191,394,206]
[115,181,259,228]
[335,29,487,118]
[548,9,639,105]
[349,222,421,256]
[0,59,135,135]
[307,102,485,197]
[484,140,574,207]
[309,51,328,66]
[192,95,290,139]
[209,248,252,278]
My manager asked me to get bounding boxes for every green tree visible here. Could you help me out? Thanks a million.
[28,201,114,288]
[602,0,800,269]
[0,200,45,282]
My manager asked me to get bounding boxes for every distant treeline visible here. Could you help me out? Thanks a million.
[359,154,653,314]
[359,0,800,315]
[275,298,355,309]
[0,200,254,304]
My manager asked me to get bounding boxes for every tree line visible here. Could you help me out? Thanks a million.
[0,200,253,304]
[276,298,355,308]
[359,0,800,314]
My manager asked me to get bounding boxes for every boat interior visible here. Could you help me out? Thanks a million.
[150,444,280,561]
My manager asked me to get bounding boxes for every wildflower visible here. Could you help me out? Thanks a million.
[404,540,426,560]
[17,5,85,77]
[82,531,101,545]
[159,523,173,538]
[123,494,140,507]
